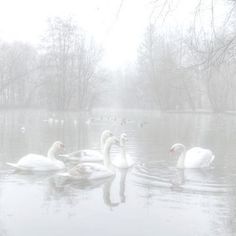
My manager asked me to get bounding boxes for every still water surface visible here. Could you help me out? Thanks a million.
[0,110,236,236]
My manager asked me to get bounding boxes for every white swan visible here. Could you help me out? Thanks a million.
[112,133,135,168]
[59,136,120,180]
[60,130,113,162]
[170,143,215,168]
[7,141,65,171]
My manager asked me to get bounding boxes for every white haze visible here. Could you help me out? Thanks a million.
[0,0,152,68]
[0,0,230,68]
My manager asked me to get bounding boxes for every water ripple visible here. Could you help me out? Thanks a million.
[132,161,236,195]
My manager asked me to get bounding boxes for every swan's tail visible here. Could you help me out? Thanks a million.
[6,162,29,171]
[6,162,19,169]
[211,155,215,163]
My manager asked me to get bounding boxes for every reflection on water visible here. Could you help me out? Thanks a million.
[0,110,236,235]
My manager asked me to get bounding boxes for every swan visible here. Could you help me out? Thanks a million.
[7,141,65,171]
[112,133,135,168]
[59,136,120,180]
[170,143,215,168]
[60,130,113,162]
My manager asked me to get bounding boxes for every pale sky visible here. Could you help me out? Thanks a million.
[0,0,230,68]
[0,0,152,68]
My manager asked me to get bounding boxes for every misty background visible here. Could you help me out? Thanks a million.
[0,0,235,112]
[1,1,236,236]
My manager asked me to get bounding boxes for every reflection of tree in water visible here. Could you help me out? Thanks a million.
[0,173,8,235]
[224,168,236,235]
[0,219,7,236]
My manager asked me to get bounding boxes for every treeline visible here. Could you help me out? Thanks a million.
[135,0,236,112]
[0,18,103,110]
[1,1,236,112]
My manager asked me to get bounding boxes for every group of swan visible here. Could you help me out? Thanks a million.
[6,130,135,180]
[60,136,120,180]
[6,130,215,181]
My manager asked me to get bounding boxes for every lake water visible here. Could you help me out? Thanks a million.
[0,109,236,236]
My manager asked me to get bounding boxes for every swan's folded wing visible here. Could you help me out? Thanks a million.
[185,148,214,168]
[79,163,107,171]
[59,151,83,158]
[60,150,103,162]
[6,162,29,170]
[69,163,113,180]
[17,154,62,171]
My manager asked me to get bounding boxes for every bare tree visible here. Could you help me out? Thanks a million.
[40,17,102,110]
[0,42,38,108]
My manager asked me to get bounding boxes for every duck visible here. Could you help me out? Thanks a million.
[170,143,215,168]
[7,141,65,171]
[59,136,120,180]
[85,118,95,125]
[60,130,113,162]
[20,126,26,133]
[112,133,135,168]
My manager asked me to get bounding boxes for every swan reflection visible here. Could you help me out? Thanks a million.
[119,168,129,203]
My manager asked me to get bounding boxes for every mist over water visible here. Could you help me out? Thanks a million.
[0,110,235,236]
[1,0,236,235]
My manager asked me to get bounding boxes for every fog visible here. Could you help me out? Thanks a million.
[0,0,235,111]
[1,1,236,236]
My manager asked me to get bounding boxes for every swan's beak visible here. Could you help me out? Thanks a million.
[60,144,65,152]
[114,138,120,146]
[170,148,174,153]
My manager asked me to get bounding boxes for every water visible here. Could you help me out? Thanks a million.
[0,109,236,236]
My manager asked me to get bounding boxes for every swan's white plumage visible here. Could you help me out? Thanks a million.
[170,143,215,168]
[112,133,135,168]
[112,155,135,169]
[7,141,65,171]
[62,150,103,162]
[184,147,215,168]
[7,154,65,171]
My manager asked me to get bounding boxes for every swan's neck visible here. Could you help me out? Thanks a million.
[47,147,57,160]
[177,151,186,168]
[120,147,128,165]
[103,142,112,168]
[100,134,107,154]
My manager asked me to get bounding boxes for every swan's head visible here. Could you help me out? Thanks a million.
[101,130,113,145]
[102,130,113,138]
[120,133,128,146]
[52,141,65,153]
[170,143,185,154]
[105,136,120,146]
